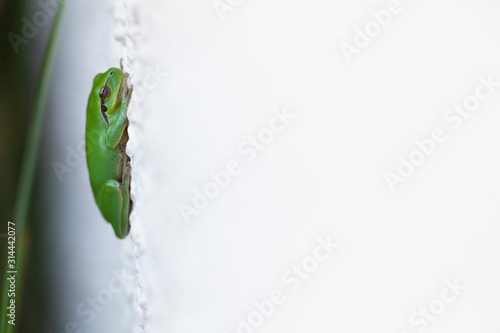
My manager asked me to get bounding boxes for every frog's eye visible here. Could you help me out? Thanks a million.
[99,86,111,99]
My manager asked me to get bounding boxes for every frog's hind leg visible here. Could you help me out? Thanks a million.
[121,158,131,235]
[99,179,129,239]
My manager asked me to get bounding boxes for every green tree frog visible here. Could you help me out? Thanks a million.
[85,64,133,239]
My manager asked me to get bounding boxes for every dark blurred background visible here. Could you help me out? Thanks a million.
[0,0,53,331]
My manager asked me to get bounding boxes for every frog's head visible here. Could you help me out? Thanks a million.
[93,67,131,116]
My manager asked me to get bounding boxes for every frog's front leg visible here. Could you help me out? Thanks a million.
[105,85,133,149]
